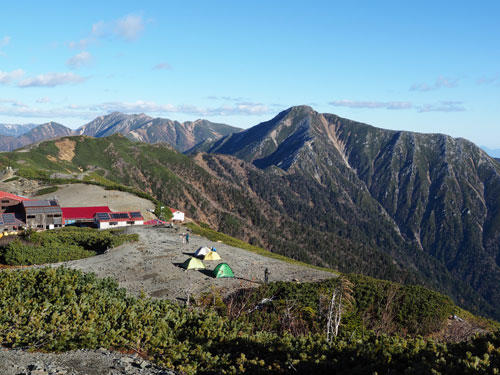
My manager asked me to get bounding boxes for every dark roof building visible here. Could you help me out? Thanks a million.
[22,199,63,229]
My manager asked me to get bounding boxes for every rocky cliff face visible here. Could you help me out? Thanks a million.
[77,112,242,152]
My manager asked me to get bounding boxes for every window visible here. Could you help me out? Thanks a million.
[109,222,118,226]
[27,215,36,219]
[53,214,61,217]
[1,200,9,203]
[126,221,135,225]
[1,206,6,209]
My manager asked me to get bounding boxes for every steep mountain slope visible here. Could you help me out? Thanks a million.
[0,123,38,137]
[77,112,242,152]
[17,122,75,145]
[191,105,500,319]
[1,133,497,319]
[0,122,74,151]
[0,135,22,151]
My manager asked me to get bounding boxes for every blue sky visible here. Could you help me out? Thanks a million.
[1,1,499,147]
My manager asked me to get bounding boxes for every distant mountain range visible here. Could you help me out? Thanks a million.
[0,123,38,137]
[0,113,242,152]
[76,112,242,152]
[0,122,74,151]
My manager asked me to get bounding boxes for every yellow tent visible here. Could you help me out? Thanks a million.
[181,257,205,270]
[204,251,221,261]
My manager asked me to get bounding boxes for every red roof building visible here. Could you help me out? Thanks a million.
[62,206,111,226]
[62,206,111,220]
[0,191,31,202]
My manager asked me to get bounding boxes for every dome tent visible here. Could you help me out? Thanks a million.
[194,246,211,258]
[181,257,205,270]
[204,251,221,261]
[213,263,234,278]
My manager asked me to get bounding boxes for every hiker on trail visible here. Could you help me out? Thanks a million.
[186,233,189,244]
[182,233,186,244]
[212,246,216,252]
[264,268,269,284]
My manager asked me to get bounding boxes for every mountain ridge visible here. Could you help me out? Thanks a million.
[77,112,242,152]
[190,105,500,319]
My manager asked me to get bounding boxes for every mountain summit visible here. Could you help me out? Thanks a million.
[191,105,500,318]
[77,112,242,152]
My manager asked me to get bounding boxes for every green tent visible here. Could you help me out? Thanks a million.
[213,263,234,278]
[181,257,205,270]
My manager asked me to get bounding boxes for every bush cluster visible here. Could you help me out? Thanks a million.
[0,267,499,375]
[0,228,138,265]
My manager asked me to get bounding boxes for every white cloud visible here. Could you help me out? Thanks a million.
[410,76,459,91]
[115,14,145,41]
[329,100,413,110]
[153,62,172,70]
[417,101,466,112]
[68,14,146,49]
[66,51,93,68]
[91,21,107,38]
[89,100,273,116]
[0,69,25,84]
[36,97,51,103]
[18,72,87,88]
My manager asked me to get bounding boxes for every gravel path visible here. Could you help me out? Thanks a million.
[61,225,336,302]
[0,348,175,375]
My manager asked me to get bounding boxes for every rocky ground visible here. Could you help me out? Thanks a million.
[60,224,336,302]
[0,348,175,375]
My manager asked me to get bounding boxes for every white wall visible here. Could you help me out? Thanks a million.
[172,211,184,221]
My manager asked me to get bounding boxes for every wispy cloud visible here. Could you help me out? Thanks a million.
[477,75,500,86]
[66,51,93,68]
[0,99,274,121]
[89,100,273,116]
[69,14,146,49]
[207,96,250,102]
[0,69,25,84]
[0,98,26,107]
[329,99,413,110]
[115,14,145,41]
[417,101,466,112]
[153,62,172,70]
[18,72,87,88]
[410,76,459,92]
[36,97,51,104]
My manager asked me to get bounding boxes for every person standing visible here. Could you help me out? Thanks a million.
[186,233,189,244]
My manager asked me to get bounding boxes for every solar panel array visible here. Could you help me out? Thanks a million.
[2,213,16,224]
[96,212,110,220]
[111,213,129,219]
[130,212,142,218]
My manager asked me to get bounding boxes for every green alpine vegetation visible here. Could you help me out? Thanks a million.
[1,267,499,375]
[0,227,138,265]
[2,104,500,323]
